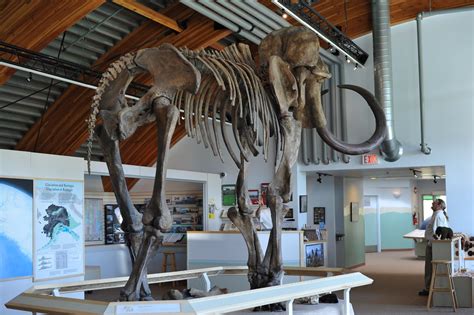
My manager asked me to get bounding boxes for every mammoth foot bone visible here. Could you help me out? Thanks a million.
[163,286,228,300]
[253,303,286,312]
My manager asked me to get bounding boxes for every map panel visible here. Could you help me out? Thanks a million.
[34,180,84,280]
[0,178,33,280]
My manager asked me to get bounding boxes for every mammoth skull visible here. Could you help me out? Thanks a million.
[259,26,386,155]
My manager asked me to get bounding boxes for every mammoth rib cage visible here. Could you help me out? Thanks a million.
[171,46,282,167]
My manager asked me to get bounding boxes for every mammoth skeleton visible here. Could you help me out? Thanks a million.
[87,26,386,302]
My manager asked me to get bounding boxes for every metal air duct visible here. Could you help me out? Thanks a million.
[371,0,403,162]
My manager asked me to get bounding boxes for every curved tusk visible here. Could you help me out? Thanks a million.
[316,84,387,155]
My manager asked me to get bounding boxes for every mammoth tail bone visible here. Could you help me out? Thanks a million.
[86,51,139,174]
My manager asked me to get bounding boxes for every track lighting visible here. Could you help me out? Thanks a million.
[316,172,332,184]
[353,64,359,70]
[410,168,421,178]
[281,10,288,19]
[433,175,439,184]
[345,56,351,63]
[26,72,32,82]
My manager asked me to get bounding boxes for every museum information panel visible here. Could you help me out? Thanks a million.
[34,180,84,280]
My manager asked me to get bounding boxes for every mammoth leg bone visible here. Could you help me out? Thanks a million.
[228,154,264,289]
[95,124,151,300]
[120,96,179,301]
[257,117,302,312]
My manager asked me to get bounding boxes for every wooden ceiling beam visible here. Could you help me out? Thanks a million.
[111,0,183,33]
[0,0,105,85]
[15,4,194,153]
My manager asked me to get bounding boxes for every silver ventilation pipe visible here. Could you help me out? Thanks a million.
[416,13,432,155]
[301,129,311,165]
[311,129,320,164]
[416,6,474,155]
[371,0,403,162]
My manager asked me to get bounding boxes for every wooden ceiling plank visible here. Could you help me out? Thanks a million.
[112,0,183,33]
[15,4,193,154]
[0,0,105,85]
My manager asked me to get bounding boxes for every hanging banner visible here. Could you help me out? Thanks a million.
[34,180,84,280]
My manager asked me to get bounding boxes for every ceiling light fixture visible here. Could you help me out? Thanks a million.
[281,10,288,19]
[433,175,439,184]
[26,72,32,82]
[316,172,332,184]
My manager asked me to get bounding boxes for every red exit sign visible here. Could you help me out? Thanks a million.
[362,154,379,165]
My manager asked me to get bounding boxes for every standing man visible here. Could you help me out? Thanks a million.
[418,198,449,296]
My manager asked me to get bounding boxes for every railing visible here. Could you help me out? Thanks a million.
[6,266,371,315]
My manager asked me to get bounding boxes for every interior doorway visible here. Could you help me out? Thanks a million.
[364,195,381,253]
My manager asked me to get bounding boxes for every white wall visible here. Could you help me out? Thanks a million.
[300,10,474,235]
[0,150,84,315]
[364,179,415,250]
[306,176,336,266]
[343,178,365,268]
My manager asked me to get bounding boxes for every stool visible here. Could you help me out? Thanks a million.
[427,260,458,311]
[162,251,177,285]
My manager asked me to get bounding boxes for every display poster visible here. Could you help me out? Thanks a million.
[0,178,33,280]
[34,180,84,280]
[248,190,259,205]
[104,204,126,244]
[84,198,104,245]
[313,207,326,226]
[222,185,236,206]
[305,243,324,267]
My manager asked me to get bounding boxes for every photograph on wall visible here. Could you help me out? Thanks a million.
[284,208,294,219]
[299,195,308,213]
[260,183,269,205]
[104,204,126,245]
[0,178,33,280]
[34,180,84,280]
[222,184,236,206]
[313,207,326,226]
[248,189,259,205]
[305,243,324,267]
[84,198,104,245]
[350,202,360,222]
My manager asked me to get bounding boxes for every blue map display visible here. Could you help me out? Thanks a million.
[0,179,33,279]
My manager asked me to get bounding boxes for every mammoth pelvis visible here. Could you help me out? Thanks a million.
[86,26,386,302]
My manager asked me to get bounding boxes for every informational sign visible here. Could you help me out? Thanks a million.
[116,303,180,313]
[361,154,379,165]
[34,180,84,280]
[84,198,104,245]
[0,178,33,280]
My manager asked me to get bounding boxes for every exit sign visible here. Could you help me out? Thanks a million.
[362,154,379,165]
